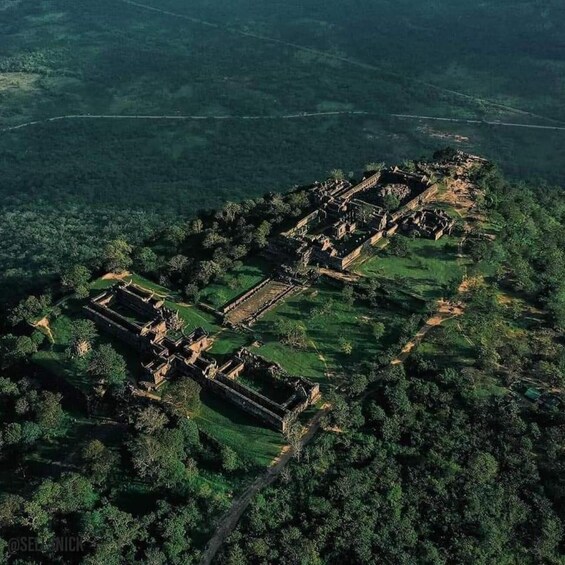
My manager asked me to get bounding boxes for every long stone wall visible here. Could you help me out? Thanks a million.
[215,373,288,418]
[84,305,146,352]
[207,378,290,431]
[116,286,160,319]
[392,183,439,221]
[339,171,382,200]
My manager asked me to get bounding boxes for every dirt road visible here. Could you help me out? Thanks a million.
[199,405,331,565]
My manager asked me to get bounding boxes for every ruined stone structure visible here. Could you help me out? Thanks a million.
[400,208,456,240]
[85,282,318,431]
[268,168,438,271]
[221,278,302,328]
[85,282,210,388]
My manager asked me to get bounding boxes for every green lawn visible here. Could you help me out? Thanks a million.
[128,274,179,299]
[252,281,401,384]
[32,304,143,392]
[193,391,284,467]
[166,301,222,335]
[90,273,179,298]
[355,236,468,301]
[208,329,250,356]
[200,257,272,308]
[33,313,93,393]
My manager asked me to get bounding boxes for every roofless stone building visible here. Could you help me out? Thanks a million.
[85,282,319,431]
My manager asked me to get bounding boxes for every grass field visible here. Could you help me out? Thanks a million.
[252,280,404,384]
[355,236,468,300]
[194,391,284,467]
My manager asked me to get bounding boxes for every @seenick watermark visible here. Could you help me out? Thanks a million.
[8,536,84,554]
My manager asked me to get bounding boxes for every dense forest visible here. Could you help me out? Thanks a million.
[1,0,565,562]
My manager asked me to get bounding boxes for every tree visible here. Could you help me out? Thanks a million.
[129,429,188,487]
[189,218,203,234]
[61,265,91,298]
[0,334,38,367]
[342,285,355,306]
[339,338,353,355]
[365,162,385,173]
[82,440,119,485]
[134,247,159,273]
[387,237,409,257]
[9,294,52,326]
[329,169,345,181]
[88,344,127,387]
[134,406,169,435]
[372,321,386,341]
[35,391,64,437]
[275,319,308,349]
[103,239,133,273]
[221,446,239,472]
[183,283,201,304]
[70,319,97,357]
[216,202,242,223]
[382,193,401,211]
[254,221,271,248]
[164,378,202,416]
[164,225,187,248]
[81,503,141,561]
[284,423,303,461]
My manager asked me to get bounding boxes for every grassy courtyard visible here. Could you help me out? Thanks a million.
[355,236,468,300]
[194,392,284,467]
[252,280,404,384]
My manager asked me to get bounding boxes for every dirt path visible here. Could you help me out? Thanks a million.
[1,110,377,133]
[101,271,131,281]
[391,300,464,365]
[392,114,565,131]
[199,404,331,565]
[33,316,54,343]
[5,111,565,136]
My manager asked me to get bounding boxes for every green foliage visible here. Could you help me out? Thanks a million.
[372,321,386,341]
[82,440,119,485]
[70,319,97,352]
[9,294,52,326]
[386,236,410,258]
[134,247,159,274]
[164,378,202,416]
[88,344,127,387]
[62,265,91,298]
[275,319,308,350]
[103,239,133,273]
[221,446,239,473]
[382,193,402,211]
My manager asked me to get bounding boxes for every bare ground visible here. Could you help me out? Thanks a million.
[33,316,54,343]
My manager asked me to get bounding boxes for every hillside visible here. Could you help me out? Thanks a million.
[0,151,563,563]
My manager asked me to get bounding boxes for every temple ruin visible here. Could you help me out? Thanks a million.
[267,166,443,271]
[85,282,319,431]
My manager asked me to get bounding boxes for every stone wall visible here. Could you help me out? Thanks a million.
[116,285,161,319]
[85,303,147,351]
[392,183,439,221]
[221,277,272,315]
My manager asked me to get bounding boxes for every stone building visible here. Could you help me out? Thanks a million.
[85,282,319,431]
[400,208,456,240]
